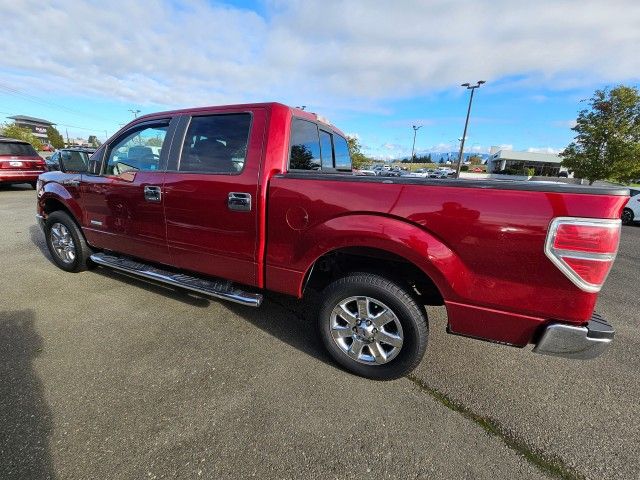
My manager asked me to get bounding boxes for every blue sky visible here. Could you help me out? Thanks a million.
[1,0,638,159]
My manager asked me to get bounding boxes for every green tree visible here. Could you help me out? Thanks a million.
[0,123,43,150]
[469,155,483,165]
[561,86,640,184]
[47,126,65,149]
[87,135,102,148]
[347,135,368,170]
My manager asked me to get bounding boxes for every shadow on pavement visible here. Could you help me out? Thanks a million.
[225,290,332,365]
[0,184,33,191]
[0,310,55,480]
[29,224,52,263]
[29,221,331,365]
[93,267,213,308]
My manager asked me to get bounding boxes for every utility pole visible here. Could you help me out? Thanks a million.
[65,128,70,146]
[455,80,485,178]
[411,125,423,163]
[128,109,141,118]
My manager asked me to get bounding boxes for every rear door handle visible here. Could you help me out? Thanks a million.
[144,185,162,202]
[228,192,251,212]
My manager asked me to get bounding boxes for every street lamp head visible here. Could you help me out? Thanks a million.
[478,80,486,85]
[461,83,470,87]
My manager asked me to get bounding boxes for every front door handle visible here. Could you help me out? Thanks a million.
[144,185,162,202]
[228,192,252,212]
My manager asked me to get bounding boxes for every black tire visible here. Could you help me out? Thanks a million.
[30,181,37,189]
[622,208,634,225]
[44,210,94,272]
[318,272,428,380]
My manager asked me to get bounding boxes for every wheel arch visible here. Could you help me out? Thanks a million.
[39,187,83,227]
[290,213,468,303]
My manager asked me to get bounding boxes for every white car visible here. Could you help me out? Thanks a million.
[622,188,640,225]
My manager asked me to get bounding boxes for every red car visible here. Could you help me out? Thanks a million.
[35,103,628,380]
[0,137,47,188]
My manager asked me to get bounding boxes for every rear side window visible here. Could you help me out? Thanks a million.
[333,134,351,171]
[319,130,333,169]
[289,119,321,171]
[289,119,352,172]
[0,142,38,156]
[179,114,251,174]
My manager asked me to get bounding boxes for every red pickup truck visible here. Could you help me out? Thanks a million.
[36,103,628,380]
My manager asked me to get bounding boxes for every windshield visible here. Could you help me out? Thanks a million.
[0,142,38,156]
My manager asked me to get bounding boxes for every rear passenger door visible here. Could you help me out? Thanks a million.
[162,108,267,286]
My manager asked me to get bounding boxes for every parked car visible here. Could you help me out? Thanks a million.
[412,168,433,178]
[355,169,377,176]
[0,137,47,188]
[621,188,640,225]
[35,102,627,380]
[41,143,55,152]
[46,147,96,172]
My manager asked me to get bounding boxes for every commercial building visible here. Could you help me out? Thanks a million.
[8,115,55,142]
[486,147,569,176]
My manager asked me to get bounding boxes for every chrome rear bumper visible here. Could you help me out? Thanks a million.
[533,313,614,360]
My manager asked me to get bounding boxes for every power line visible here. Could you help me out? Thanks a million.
[0,81,119,124]
[0,110,111,135]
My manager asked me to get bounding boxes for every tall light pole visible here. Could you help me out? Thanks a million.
[128,109,141,118]
[455,80,485,178]
[411,125,423,163]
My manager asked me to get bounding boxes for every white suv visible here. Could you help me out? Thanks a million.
[622,188,640,225]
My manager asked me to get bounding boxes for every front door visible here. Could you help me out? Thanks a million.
[81,118,176,265]
[162,109,266,286]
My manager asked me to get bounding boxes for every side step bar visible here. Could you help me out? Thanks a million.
[90,253,263,307]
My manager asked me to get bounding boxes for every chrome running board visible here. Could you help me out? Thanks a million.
[90,253,263,307]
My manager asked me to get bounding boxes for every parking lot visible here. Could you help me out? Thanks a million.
[1,184,638,480]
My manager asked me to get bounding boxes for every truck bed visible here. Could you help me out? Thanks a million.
[265,173,628,346]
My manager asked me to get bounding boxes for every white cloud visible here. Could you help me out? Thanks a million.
[552,120,578,128]
[0,0,639,113]
[527,147,562,154]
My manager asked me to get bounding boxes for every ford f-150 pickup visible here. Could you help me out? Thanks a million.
[35,102,628,380]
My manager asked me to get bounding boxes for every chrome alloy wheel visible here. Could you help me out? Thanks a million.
[50,222,76,264]
[330,296,404,365]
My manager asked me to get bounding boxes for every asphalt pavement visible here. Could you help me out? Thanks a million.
[0,184,638,479]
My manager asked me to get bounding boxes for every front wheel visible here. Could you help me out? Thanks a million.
[622,208,634,225]
[318,273,428,380]
[44,211,94,272]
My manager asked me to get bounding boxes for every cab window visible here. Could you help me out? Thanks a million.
[179,114,251,174]
[289,119,321,171]
[105,123,168,175]
[333,134,351,171]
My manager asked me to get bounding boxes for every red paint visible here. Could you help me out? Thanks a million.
[36,102,628,348]
[0,153,46,184]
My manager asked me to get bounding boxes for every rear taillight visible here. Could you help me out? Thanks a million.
[545,217,621,292]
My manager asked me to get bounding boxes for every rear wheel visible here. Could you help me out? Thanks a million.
[622,208,634,225]
[44,211,94,272]
[318,272,428,380]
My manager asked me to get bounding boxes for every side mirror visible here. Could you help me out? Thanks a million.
[60,152,88,173]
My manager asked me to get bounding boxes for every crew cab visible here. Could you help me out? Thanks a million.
[1,137,47,188]
[35,103,628,380]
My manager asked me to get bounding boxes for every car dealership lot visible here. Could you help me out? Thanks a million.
[1,185,638,479]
